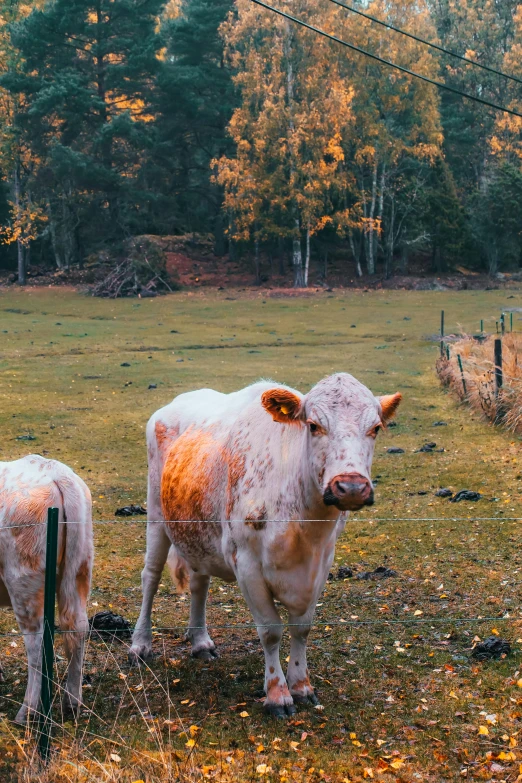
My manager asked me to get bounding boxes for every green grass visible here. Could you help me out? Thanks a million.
[1,286,522,782]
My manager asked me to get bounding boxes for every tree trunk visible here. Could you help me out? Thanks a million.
[48,200,63,269]
[367,160,378,275]
[304,220,310,286]
[254,234,261,284]
[278,236,285,275]
[377,163,386,272]
[385,191,394,280]
[292,221,304,288]
[349,229,362,277]
[284,20,303,289]
[14,162,26,285]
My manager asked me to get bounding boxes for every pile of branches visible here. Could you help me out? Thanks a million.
[91,237,178,298]
[436,332,522,432]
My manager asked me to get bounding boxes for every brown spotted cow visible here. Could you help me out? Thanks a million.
[130,374,401,716]
[0,455,93,724]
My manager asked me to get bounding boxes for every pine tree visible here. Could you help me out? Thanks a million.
[150,0,235,249]
[3,0,164,266]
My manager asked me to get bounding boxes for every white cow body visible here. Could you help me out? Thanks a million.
[0,455,93,723]
[130,374,400,715]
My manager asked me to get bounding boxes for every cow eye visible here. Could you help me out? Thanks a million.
[307,419,321,435]
[368,424,382,438]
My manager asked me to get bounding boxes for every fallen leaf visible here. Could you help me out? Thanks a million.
[478,726,489,736]
[110,754,121,763]
[239,711,250,718]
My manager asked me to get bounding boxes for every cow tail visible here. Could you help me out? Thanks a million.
[53,470,94,651]
[167,545,190,594]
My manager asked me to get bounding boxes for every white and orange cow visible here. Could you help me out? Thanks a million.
[130,374,401,716]
[0,455,93,724]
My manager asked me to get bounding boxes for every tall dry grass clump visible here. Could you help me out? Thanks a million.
[436,332,522,431]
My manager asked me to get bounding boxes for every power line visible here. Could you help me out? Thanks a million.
[248,0,522,120]
[327,0,522,87]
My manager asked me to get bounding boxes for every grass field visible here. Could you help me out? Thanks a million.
[1,286,522,782]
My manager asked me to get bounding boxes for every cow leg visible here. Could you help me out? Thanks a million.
[187,572,217,660]
[58,590,88,717]
[286,608,319,705]
[129,522,171,664]
[237,575,295,718]
[8,578,45,725]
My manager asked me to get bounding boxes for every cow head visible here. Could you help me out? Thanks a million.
[261,373,401,511]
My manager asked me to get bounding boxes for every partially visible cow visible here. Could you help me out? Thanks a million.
[130,374,401,716]
[0,455,93,724]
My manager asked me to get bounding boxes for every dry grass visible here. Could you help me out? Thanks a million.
[1,287,522,782]
[437,332,522,432]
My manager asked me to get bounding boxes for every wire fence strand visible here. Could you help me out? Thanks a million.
[0,516,521,531]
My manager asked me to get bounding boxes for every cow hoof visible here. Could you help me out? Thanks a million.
[14,706,31,725]
[264,702,296,718]
[62,698,81,721]
[191,648,219,661]
[128,646,153,666]
[292,691,320,706]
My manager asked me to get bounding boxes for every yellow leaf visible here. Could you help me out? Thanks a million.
[289,741,299,751]
[517,679,522,688]
[390,760,404,769]
[239,711,250,718]
[478,726,489,735]
[256,745,264,753]
[449,691,458,699]
[491,628,500,636]
[257,764,271,775]
[185,739,196,748]
[498,751,516,761]
[189,725,200,737]
[363,769,374,779]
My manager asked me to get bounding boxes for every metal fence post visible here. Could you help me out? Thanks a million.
[38,507,59,761]
[440,310,444,357]
[457,354,467,397]
[494,338,504,425]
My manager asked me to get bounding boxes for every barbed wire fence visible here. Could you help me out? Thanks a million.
[2,509,522,761]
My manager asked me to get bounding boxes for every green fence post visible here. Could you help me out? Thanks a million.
[480,319,483,334]
[457,354,467,397]
[38,507,59,762]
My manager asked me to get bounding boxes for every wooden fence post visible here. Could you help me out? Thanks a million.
[38,507,59,761]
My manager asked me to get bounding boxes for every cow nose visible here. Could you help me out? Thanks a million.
[323,472,374,510]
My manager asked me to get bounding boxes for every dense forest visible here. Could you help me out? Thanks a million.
[0,0,521,286]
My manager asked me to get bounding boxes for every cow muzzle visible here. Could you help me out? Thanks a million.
[323,473,374,511]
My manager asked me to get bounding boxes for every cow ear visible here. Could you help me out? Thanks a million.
[261,388,303,424]
[379,392,402,423]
